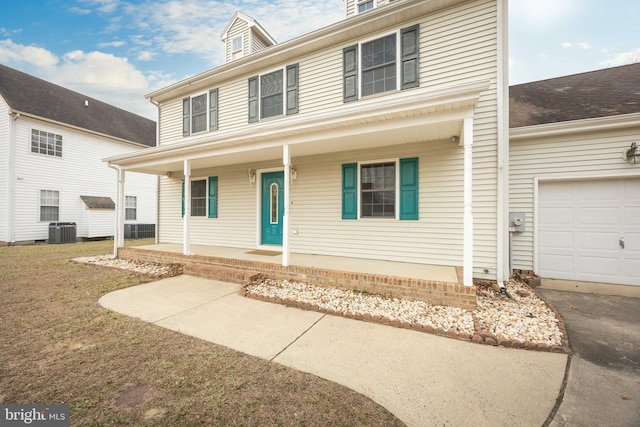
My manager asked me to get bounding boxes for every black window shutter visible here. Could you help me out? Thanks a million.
[209,89,218,131]
[286,64,299,115]
[342,163,358,219]
[401,25,420,90]
[399,157,419,220]
[182,98,190,136]
[343,45,358,102]
[248,76,258,122]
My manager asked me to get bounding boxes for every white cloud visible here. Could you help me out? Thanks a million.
[0,39,59,67]
[561,42,572,48]
[509,0,578,30]
[578,42,592,50]
[137,51,154,61]
[99,40,126,48]
[600,48,640,67]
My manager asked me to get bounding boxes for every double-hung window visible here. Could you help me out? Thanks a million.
[183,89,219,136]
[248,63,299,122]
[40,190,59,221]
[182,177,218,218]
[125,196,137,220]
[31,129,62,157]
[342,157,419,220]
[357,0,375,14]
[343,24,420,102]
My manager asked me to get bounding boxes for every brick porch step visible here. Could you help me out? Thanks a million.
[183,262,255,284]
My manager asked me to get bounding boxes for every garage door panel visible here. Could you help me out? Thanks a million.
[577,232,619,250]
[538,254,574,275]
[538,207,573,227]
[539,230,574,250]
[578,207,619,227]
[538,177,640,286]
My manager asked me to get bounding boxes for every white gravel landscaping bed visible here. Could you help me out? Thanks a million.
[76,255,566,350]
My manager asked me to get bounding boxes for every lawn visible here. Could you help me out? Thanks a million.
[0,240,403,426]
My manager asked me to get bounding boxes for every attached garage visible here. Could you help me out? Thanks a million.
[537,177,640,286]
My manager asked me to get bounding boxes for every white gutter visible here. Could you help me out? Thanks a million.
[496,0,508,288]
[107,164,125,257]
[510,112,640,140]
[6,112,19,244]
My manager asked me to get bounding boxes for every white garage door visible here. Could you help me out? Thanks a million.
[538,177,640,286]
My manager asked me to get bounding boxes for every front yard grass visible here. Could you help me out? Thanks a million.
[0,240,403,426]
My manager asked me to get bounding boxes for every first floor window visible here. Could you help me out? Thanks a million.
[40,190,59,221]
[361,162,396,217]
[31,129,62,157]
[191,180,207,217]
[125,196,137,220]
[182,176,218,218]
[342,157,418,220]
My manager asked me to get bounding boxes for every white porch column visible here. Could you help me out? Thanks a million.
[113,166,125,257]
[183,159,191,255]
[282,145,291,267]
[463,116,474,287]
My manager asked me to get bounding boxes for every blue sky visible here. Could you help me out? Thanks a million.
[1,0,639,120]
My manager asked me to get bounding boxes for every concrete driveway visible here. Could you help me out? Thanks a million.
[537,281,640,427]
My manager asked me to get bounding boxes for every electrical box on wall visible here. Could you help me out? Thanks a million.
[509,212,525,232]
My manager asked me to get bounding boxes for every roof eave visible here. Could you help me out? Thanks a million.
[510,112,640,140]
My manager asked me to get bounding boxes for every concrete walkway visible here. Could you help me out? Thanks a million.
[99,275,568,427]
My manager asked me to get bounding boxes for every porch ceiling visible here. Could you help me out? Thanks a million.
[106,81,489,175]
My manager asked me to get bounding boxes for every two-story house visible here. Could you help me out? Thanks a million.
[0,64,158,245]
[106,0,509,307]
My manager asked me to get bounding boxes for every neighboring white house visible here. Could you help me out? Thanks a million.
[106,0,510,289]
[0,64,158,245]
[509,63,640,286]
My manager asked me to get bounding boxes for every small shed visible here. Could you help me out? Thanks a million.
[79,195,115,238]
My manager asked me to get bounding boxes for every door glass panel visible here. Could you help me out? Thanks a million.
[270,183,278,224]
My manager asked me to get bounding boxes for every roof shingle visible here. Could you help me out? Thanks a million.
[0,64,156,147]
[510,63,640,128]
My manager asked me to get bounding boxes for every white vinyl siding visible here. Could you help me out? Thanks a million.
[155,0,499,276]
[8,116,157,242]
[510,127,640,273]
[226,20,249,62]
[0,97,9,242]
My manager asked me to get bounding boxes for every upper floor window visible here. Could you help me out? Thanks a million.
[248,64,299,123]
[232,35,243,60]
[31,129,62,157]
[183,89,219,136]
[357,0,375,14]
[343,24,420,102]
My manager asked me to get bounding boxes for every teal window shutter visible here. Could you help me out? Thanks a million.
[181,180,185,217]
[399,157,419,220]
[342,163,358,219]
[286,64,299,115]
[401,24,420,90]
[208,176,218,218]
[248,76,258,122]
[343,45,358,102]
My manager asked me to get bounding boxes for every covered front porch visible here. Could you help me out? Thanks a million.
[117,243,476,309]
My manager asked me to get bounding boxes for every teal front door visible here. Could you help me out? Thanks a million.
[261,171,284,245]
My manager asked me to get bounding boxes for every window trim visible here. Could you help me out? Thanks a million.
[356,0,376,14]
[31,129,63,158]
[248,63,299,123]
[39,189,60,222]
[183,89,219,136]
[125,195,137,221]
[182,176,218,218]
[343,24,420,102]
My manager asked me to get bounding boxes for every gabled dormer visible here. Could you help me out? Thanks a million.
[220,11,277,63]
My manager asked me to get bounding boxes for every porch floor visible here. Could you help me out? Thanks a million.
[131,243,460,283]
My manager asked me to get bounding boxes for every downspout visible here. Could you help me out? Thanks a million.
[496,0,509,289]
[7,112,20,244]
[107,163,125,258]
[148,97,161,244]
